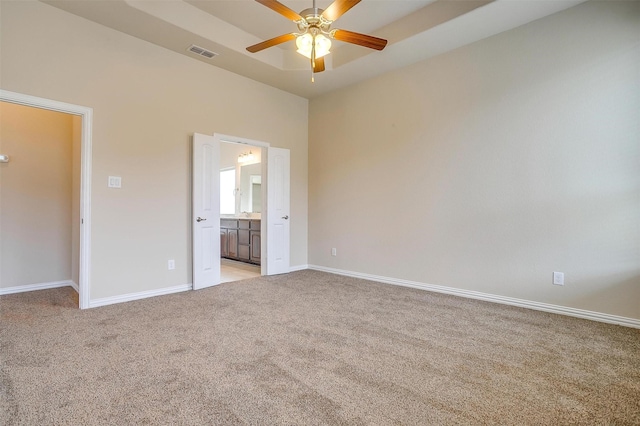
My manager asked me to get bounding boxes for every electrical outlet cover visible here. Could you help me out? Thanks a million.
[553,271,564,285]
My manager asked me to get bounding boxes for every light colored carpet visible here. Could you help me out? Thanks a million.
[1,270,639,425]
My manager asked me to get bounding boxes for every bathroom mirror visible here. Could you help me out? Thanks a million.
[240,162,261,213]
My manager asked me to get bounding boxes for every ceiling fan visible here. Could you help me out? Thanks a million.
[246,0,388,80]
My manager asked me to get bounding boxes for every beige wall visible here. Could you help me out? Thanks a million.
[0,102,75,288]
[1,1,308,300]
[309,1,640,320]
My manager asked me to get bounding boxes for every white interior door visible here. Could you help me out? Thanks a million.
[266,147,290,275]
[192,133,220,290]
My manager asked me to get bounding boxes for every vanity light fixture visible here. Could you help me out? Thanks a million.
[238,151,255,164]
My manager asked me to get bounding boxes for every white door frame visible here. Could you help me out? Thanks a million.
[0,90,93,309]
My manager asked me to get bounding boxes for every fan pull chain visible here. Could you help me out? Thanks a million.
[311,34,316,83]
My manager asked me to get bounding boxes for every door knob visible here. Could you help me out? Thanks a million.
[282,215,289,220]
[196,217,207,222]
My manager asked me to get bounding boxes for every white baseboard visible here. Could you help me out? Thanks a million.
[289,264,309,272]
[69,281,79,293]
[89,283,192,308]
[0,280,76,296]
[308,265,640,329]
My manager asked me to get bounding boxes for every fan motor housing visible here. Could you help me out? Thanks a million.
[300,7,324,19]
[298,7,332,33]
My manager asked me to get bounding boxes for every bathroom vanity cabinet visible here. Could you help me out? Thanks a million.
[220,219,261,265]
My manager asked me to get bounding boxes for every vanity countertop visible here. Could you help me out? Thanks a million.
[221,214,261,220]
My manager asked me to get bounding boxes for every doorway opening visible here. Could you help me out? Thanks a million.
[219,140,265,283]
[0,90,93,309]
[192,133,290,291]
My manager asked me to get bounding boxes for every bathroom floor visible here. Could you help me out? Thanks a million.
[220,258,261,283]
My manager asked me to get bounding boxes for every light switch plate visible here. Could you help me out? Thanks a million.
[108,176,122,188]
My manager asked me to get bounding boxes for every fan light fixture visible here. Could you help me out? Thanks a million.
[246,0,388,82]
[296,33,331,59]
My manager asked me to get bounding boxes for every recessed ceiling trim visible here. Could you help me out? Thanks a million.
[43,0,590,99]
[125,0,288,69]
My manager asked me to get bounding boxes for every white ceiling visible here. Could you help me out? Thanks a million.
[43,0,586,99]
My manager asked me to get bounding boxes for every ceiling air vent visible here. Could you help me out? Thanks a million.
[187,45,218,59]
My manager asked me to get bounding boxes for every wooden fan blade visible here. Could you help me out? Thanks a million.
[321,0,361,22]
[313,57,325,73]
[331,29,387,50]
[255,0,303,21]
[246,33,296,53]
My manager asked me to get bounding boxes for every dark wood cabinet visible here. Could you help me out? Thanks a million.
[220,219,260,265]
[220,229,228,257]
[250,231,261,263]
[238,229,250,261]
[227,229,238,258]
